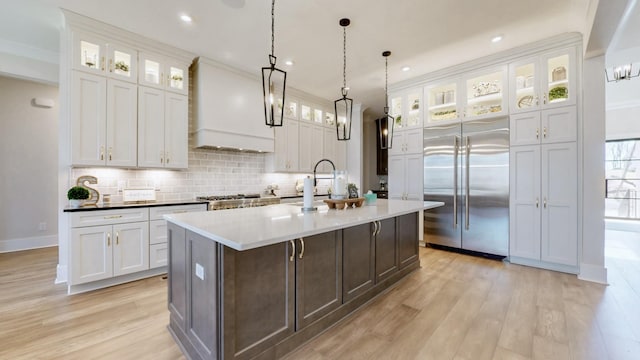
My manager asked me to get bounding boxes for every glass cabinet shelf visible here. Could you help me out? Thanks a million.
[426,83,457,123]
[465,70,504,117]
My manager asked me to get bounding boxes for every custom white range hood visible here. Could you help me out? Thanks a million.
[192,57,275,152]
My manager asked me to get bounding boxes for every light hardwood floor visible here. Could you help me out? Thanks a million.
[1,237,639,360]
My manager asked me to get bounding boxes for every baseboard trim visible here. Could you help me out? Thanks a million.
[55,264,68,285]
[67,267,167,295]
[578,263,608,284]
[0,235,58,253]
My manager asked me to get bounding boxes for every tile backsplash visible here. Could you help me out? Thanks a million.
[70,144,328,203]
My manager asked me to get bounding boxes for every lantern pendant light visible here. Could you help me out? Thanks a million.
[262,0,286,127]
[334,18,353,141]
[378,51,394,150]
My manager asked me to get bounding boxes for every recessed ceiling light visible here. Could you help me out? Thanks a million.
[491,35,503,43]
[401,66,411,72]
[180,14,193,23]
[284,60,294,66]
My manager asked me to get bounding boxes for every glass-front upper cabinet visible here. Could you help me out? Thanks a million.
[313,107,323,124]
[300,103,312,121]
[283,98,298,119]
[508,47,576,113]
[425,81,458,126]
[324,110,335,126]
[389,88,422,129]
[139,52,189,95]
[463,66,507,120]
[73,30,137,83]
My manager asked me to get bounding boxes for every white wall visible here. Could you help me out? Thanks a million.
[579,55,607,283]
[0,76,59,252]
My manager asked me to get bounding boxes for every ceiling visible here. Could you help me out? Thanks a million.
[2,0,637,117]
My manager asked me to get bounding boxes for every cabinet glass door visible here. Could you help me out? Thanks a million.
[168,66,186,93]
[546,54,569,105]
[301,104,312,121]
[465,70,504,118]
[513,62,538,111]
[142,58,161,87]
[313,108,323,124]
[426,82,457,125]
[390,96,402,129]
[284,100,297,119]
[406,92,421,127]
[107,43,137,82]
[325,111,335,126]
[80,40,102,71]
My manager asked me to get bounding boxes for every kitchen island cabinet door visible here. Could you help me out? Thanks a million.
[295,232,343,330]
[398,212,419,269]
[168,222,187,332]
[375,217,398,283]
[342,223,375,303]
[223,242,295,360]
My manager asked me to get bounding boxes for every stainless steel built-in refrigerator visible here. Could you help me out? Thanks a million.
[423,117,509,256]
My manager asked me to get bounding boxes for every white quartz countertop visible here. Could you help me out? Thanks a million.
[165,199,444,251]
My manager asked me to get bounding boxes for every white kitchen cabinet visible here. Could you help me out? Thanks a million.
[72,29,138,83]
[510,105,576,146]
[388,154,423,200]
[139,51,189,95]
[510,142,577,270]
[71,71,137,167]
[389,89,422,130]
[137,87,188,169]
[462,66,508,120]
[148,204,207,269]
[508,46,577,113]
[388,128,423,156]
[272,120,300,172]
[71,221,148,284]
[299,122,324,173]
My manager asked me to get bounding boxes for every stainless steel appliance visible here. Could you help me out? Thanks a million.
[423,117,509,256]
[196,194,280,210]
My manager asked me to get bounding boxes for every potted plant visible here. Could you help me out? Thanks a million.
[347,183,359,199]
[68,186,89,208]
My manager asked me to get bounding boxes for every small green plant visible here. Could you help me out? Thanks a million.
[67,186,90,200]
[171,74,183,81]
[114,61,129,72]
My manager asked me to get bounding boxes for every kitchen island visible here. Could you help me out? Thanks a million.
[165,200,443,360]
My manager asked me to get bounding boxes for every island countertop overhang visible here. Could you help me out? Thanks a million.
[165,199,444,251]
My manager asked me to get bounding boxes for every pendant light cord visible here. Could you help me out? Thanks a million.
[271,0,275,57]
[385,56,389,108]
[342,26,347,92]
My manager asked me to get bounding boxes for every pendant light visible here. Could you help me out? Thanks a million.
[378,51,394,150]
[262,0,286,127]
[334,18,353,141]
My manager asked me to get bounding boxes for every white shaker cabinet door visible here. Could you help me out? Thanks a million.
[510,111,541,147]
[388,155,406,200]
[540,142,577,266]
[165,93,189,169]
[138,86,165,168]
[405,154,424,200]
[106,79,137,167]
[541,106,577,144]
[71,71,107,166]
[509,145,541,260]
[112,221,149,276]
[70,225,113,285]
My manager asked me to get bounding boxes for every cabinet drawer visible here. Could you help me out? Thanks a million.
[71,208,149,228]
[149,204,207,221]
[150,219,167,245]
[150,243,168,268]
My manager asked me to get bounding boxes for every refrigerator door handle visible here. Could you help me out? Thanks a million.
[465,136,470,230]
[453,136,458,229]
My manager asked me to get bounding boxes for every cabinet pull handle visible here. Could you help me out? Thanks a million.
[299,238,305,259]
[101,56,105,71]
[536,198,539,208]
[377,221,382,236]
[107,233,111,246]
[289,240,295,262]
[465,136,470,230]
[116,232,119,245]
[160,72,164,85]
[103,215,123,219]
[543,198,547,208]
[543,93,547,104]
[108,147,112,161]
[166,152,170,164]
[536,128,539,139]
[109,58,113,72]
[543,127,547,138]
[372,221,378,237]
[453,136,458,228]
[100,146,104,161]
[535,96,539,105]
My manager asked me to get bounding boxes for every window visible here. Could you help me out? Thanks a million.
[606,139,640,219]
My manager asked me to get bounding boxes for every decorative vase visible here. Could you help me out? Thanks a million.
[69,199,83,208]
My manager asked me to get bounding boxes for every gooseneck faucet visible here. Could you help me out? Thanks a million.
[313,159,336,187]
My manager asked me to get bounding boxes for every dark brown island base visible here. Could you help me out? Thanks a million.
[165,200,443,360]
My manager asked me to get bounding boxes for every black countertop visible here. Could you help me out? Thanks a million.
[63,200,209,212]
